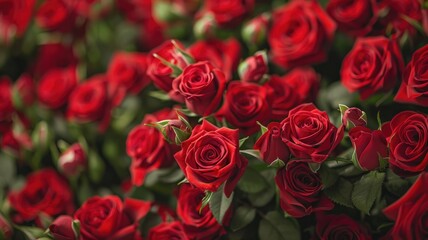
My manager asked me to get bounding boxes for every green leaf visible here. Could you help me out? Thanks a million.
[324,178,354,208]
[318,164,339,189]
[200,191,213,213]
[88,151,105,183]
[352,171,385,214]
[230,205,256,231]
[257,121,268,135]
[258,211,301,240]
[248,185,275,207]
[0,154,15,188]
[384,169,412,197]
[14,225,45,240]
[237,168,268,193]
[239,149,261,159]
[239,136,249,148]
[209,185,234,225]
[72,220,81,239]
[268,158,285,169]
[308,163,321,172]
[148,90,171,101]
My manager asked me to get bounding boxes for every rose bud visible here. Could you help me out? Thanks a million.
[349,127,388,171]
[239,51,268,83]
[49,215,80,240]
[164,119,191,145]
[254,122,290,166]
[339,105,367,129]
[58,143,87,177]
[0,214,13,240]
[242,13,270,48]
[193,13,218,39]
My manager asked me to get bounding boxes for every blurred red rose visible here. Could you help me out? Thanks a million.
[327,0,377,36]
[395,44,428,107]
[58,143,87,177]
[341,36,404,100]
[217,81,272,136]
[0,0,35,42]
[67,75,124,131]
[75,196,151,240]
[283,67,320,103]
[148,221,189,240]
[126,108,178,186]
[37,67,77,109]
[275,161,334,218]
[254,122,290,165]
[264,75,302,121]
[174,121,248,197]
[281,103,344,163]
[15,74,36,106]
[268,0,336,68]
[49,215,77,240]
[315,213,372,240]
[349,126,388,171]
[8,169,74,225]
[107,52,150,95]
[177,183,227,239]
[383,172,428,240]
[171,61,227,116]
[36,0,77,32]
[147,40,189,92]
[382,111,427,176]
[0,77,14,133]
[198,0,254,27]
[32,43,78,78]
[188,38,241,81]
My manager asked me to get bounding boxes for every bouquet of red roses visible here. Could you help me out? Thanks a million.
[0,0,427,239]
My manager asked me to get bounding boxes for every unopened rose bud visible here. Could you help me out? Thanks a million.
[154,0,200,22]
[194,13,217,39]
[242,13,270,48]
[239,51,268,83]
[58,143,87,177]
[49,215,80,240]
[164,119,190,144]
[0,214,13,240]
[339,105,367,129]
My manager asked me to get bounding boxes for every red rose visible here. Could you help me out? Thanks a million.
[37,67,77,109]
[268,0,336,68]
[315,213,372,240]
[395,44,428,107]
[177,184,227,239]
[15,74,36,106]
[188,38,241,81]
[199,0,254,27]
[216,81,272,136]
[32,43,78,77]
[349,126,388,171]
[148,221,189,240]
[67,75,124,131]
[254,122,290,165]
[58,143,87,177]
[8,169,74,225]
[174,121,248,197]
[0,0,35,42]
[126,108,178,186]
[341,37,404,100]
[0,77,14,133]
[0,214,12,240]
[342,107,367,128]
[275,161,334,218]
[48,215,78,240]
[36,0,76,32]
[281,103,344,163]
[239,51,268,83]
[283,67,320,103]
[75,196,151,240]
[171,61,227,116]
[107,52,150,95]
[383,173,428,239]
[147,40,189,92]
[116,0,152,23]
[326,0,377,36]
[381,111,427,176]
[264,75,302,120]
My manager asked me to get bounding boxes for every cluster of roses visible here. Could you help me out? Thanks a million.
[0,0,428,239]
